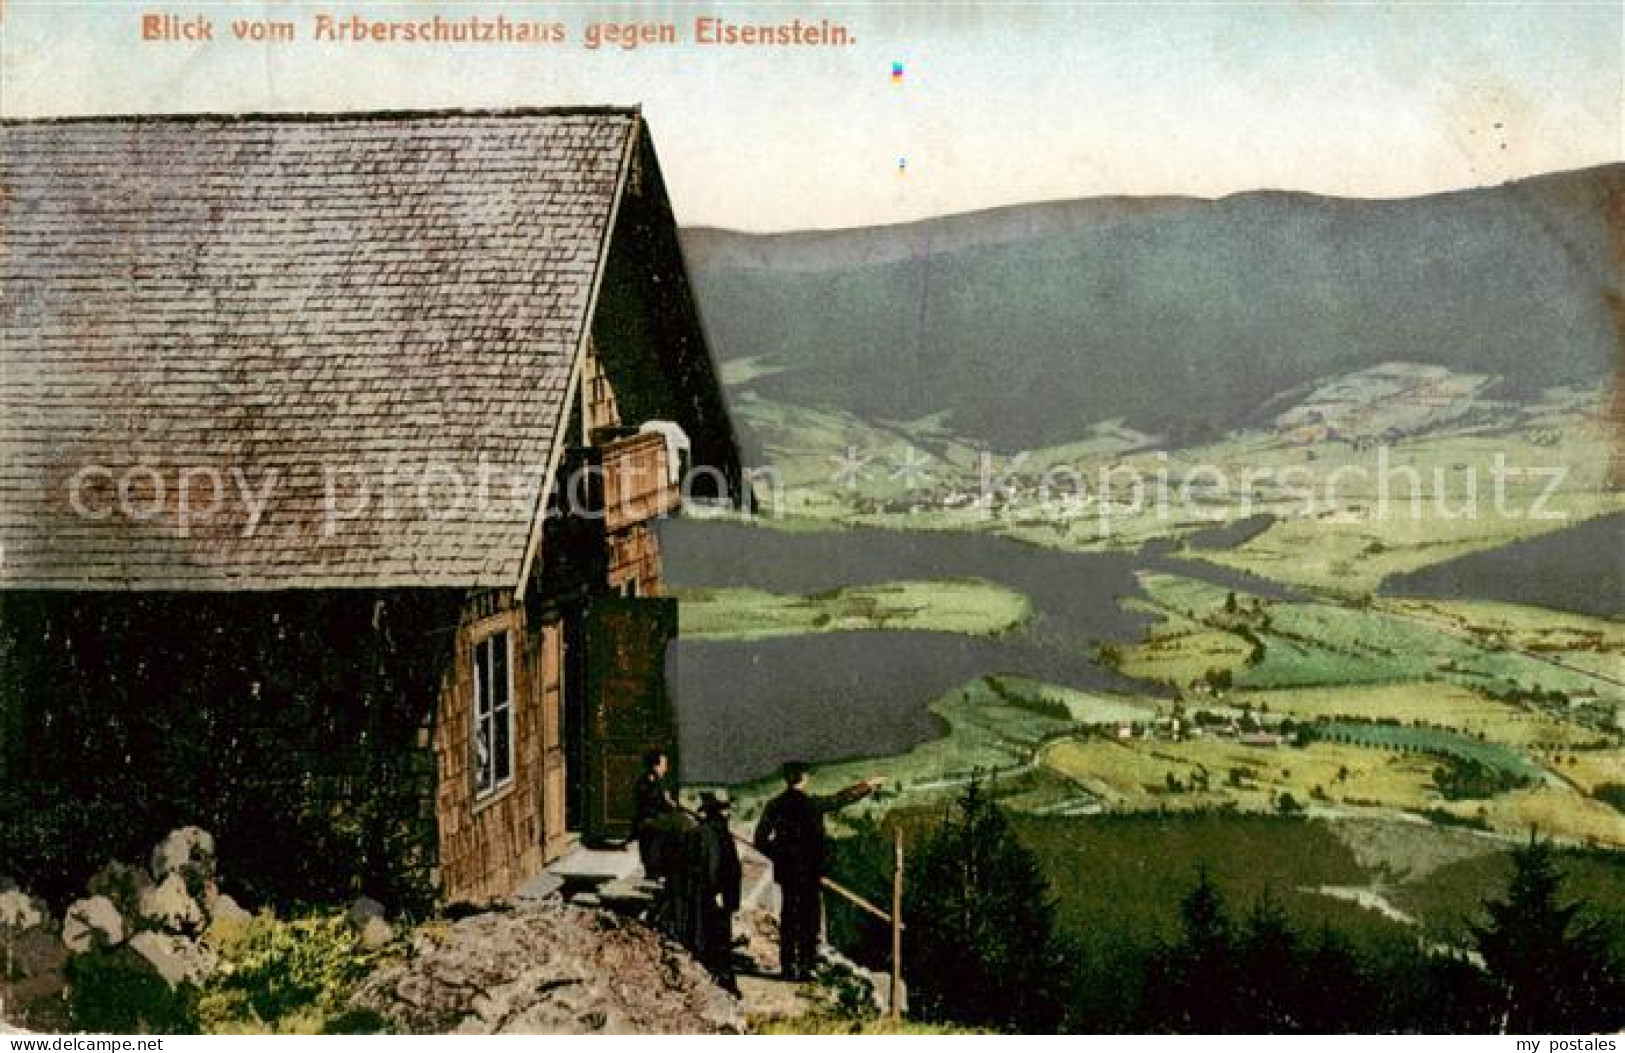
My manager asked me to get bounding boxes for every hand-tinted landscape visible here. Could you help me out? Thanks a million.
[660,164,1625,1024]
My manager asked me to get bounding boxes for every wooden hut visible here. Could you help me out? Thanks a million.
[0,108,744,906]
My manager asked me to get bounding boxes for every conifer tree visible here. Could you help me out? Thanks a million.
[1150,866,1238,1032]
[903,779,1063,1032]
[1472,833,1624,1033]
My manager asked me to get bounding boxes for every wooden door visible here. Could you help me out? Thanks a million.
[538,622,569,859]
[582,595,679,843]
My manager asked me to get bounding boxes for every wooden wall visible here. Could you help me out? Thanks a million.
[584,339,622,436]
[433,590,567,903]
[601,431,677,531]
[426,337,679,902]
[583,348,671,600]
[607,522,663,597]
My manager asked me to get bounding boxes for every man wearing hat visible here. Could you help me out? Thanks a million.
[689,791,743,994]
[753,762,885,981]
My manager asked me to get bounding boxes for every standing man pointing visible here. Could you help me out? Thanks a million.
[753,761,884,981]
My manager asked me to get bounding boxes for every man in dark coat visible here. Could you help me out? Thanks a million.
[689,791,743,994]
[753,762,884,981]
[632,748,679,880]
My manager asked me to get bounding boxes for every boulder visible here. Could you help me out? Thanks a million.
[2,929,68,980]
[357,916,395,950]
[150,827,216,890]
[347,896,393,950]
[0,890,51,935]
[207,892,252,927]
[87,860,154,921]
[62,896,125,953]
[127,932,217,989]
[138,874,206,935]
[346,896,386,928]
[0,887,64,1029]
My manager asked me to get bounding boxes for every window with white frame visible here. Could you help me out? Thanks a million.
[472,630,514,799]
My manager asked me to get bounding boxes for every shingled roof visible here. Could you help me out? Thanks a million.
[0,109,657,590]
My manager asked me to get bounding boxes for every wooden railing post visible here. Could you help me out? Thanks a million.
[890,827,903,1027]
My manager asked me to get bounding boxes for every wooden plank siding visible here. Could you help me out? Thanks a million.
[602,431,678,532]
[435,358,674,900]
[607,523,663,597]
[538,612,570,861]
[433,590,567,903]
[584,339,623,436]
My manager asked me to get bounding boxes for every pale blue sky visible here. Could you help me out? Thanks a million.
[3,1,1619,230]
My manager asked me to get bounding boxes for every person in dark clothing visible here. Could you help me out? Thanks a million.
[664,812,701,947]
[632,748,679,880]
[753,761,884,981]
[688,791,743,994]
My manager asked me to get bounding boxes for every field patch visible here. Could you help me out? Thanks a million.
[1133,572,1624,712]
[1117,617,1254,688]
[1560,749,1625,794]
[1236,683,1598,749]
[721,676,1157,822]
[1040,735,1442,814]
[1441,786,1625,848]
[1384,598,1625,653]
[674,579,1030,640]
[1307,722,1544,780]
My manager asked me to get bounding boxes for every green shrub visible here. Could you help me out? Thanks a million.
[195,912,392,1034]
[320,1007,393,1034]
[66,947,198,1034]
[1432,755,1529,801]
[808,960,879,1022]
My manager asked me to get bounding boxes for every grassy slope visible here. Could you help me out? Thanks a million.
[719,675,1158,824]
[1011,812,1387,949]
[673,580,1030,640]
[1041,736,1442,814]
[1391,845,1625,949]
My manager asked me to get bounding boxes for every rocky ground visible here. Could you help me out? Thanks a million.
[1,825,873,1035]
[351,900,742,1034]
[351,834,892,1035]
[1,826,238,1032]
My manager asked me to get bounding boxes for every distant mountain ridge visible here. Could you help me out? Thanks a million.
[681,194,1201,272]
[681,165,1624,451]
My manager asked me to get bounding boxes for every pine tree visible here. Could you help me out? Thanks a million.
[1180,866,1229,944]
[1298,924,1375,1033]
[1234,888,1303,1031]
[1472,833,1625,1033]
[1149,866,1239,1032]
[903,779,1063,1032]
